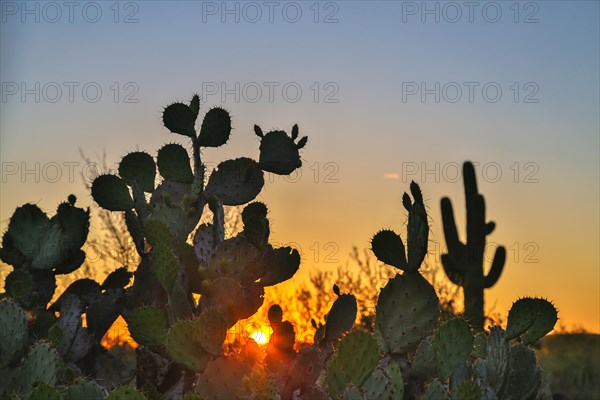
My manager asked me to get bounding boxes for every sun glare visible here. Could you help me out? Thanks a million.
[250,330,270,345]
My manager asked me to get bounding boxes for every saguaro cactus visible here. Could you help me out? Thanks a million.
[440,161,506,331]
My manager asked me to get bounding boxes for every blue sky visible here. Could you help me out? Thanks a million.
[1,0,599,331]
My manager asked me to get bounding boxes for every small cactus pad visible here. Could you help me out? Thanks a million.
[423,378,448,400]
[198,107,232,147]
[411,336,438,379]
[433,318,474,378]
[2,203,49,260]
[456,381,482,400]
[162,102,197,138]
[375,272,439,353]
[406,199,428,271]
[28,383,61,400]
[324,293,358,342]
[503,344,542,399]
[127,306,168,347]
[106,386,147,400]
[362,365,404,400]
[205,158,264,206]
[520,299,558,345]
[144,219,173,247]
[259,246,301,286]
[486,326,509,394]
[193,223,215,265]
[0,299,28,368]
[326,331,380,398]
[118,151,156,192]
[149,245,179,292]
[257,128,307,175]
[371,230,407,270]
[506,297,557,343]
[23,342,62,390]
[62,379,105,400]
[4,269,34,306]
[91,174,134,211]
[166,311,227,371]
[157,143,194,184]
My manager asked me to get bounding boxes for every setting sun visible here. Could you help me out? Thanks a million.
[250,330,271,346]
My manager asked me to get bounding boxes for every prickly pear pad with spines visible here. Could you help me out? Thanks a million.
[195,356,252,400]
[324,292,357,343]
[257,128,307,175]
[157,143,194,184]
[472,332,487,359]
[4,269,34,306]
[106,386,147,400]
[506,297,538,340]
[193,223,215,265]
[166,311,227,371]
[406,198,428,271]
[375,272,439,353]
[241,201,270,248]
[371,229,407,270]
[362,364,404,400]
[0,299,28,368]
[2,203,49,261]
[326,331,380,398]
[91,174,135,211]
[144,219,173,248]
[385,363,404,400]
[456,381,482,400]
[259,246,301,286]
[198,107,231,147]
[62,379,105,400]
[485,326,509,395]
[504,343,542,400]
[205,157,265,206]
[162,101,197,138]
[340,385,364,400]
[411,336,438,379]
[206,236,260,280]
[28,383,61,400]
[520,298,558,345]
[23,342,62,392]
[149,244,179,292]
[118,151,156,192]
[126,306,168,347]
[433,318,474,378]
[424,378,448,400]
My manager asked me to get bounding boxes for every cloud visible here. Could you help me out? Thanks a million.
[383,173,400,180]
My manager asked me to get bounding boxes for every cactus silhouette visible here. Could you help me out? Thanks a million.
[440,161,506,331]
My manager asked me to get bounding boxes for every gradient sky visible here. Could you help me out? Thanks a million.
[1,0,599,332]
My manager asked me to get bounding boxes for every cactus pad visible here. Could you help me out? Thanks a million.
[456,381,482,400]
[433,318,474,378]
[118,151,156,192]
[91,174,134,211]
[157,143,194,184]
[166,311,226,371]
[371,229,407,270]
[257,127,307,175]
[195,356,252,399]
[62,379,105,400]
[375,272,439,353]
[28,383,61,400]
[324,293,357,342]
[326,331,380,398]
[162,102,197,138]
[205,158,264,206]
[127,306,168,347]
[198,107,231,147]
[0,299,28,368]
